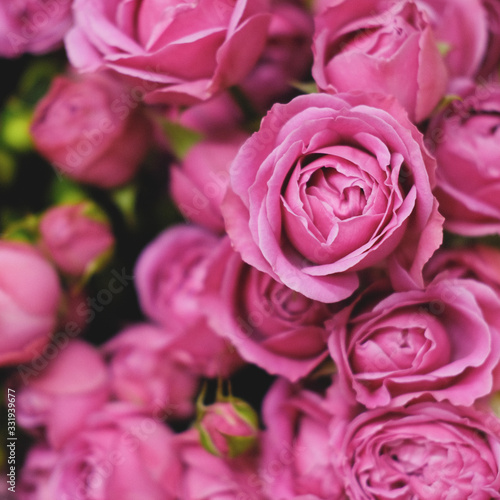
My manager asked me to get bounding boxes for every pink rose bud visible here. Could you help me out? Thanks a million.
[15,340,110,449]
[103,323,199,420]
[196,394,259,459]
[0,0,73,58]
[65,0,272,105]
[0,240,61,366]
[170,133,248,233]
[30,72,152,187]
[39,202,114,277]
[312,0,448,122]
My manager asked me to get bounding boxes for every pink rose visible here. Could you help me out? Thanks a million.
[417,0,489,78]
[65,0,272,106]
[328,278,500,408]
[30,72,152,187]
[103,323,199,419]
[177,428,264,500]
[480,0,500,77]
[240,0,314,112]
[338,402,500,499]
[135,225,243,377]
[0,0,73,57]
[312,0,448,122]
[170,133,248,233]
[205,237,331,381]
[37,403,183,500]
[18,445,59,500]
[222,92,443,303]
[260,379,346,499]
[424,244,500,295]
[426,80,500,235]
[15,340,109,449]
[39,202,114,276]
[0,241,61,366]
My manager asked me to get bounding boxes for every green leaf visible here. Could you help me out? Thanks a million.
[159,117,203,159]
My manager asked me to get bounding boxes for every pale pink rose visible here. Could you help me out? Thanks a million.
[426,80,500,235]
[176,428,264,500]
[39,202,114,276]
[18,445,59,500]
[240,0,314,112]
[222,92,443,303]
[170,133,248,233]
[0,241,61,366]
[103,323,199,419]
[135,225,244,377]
[30,72,152,187]
[205,237,331,381]
[424,244,500,295]
[260,379,347,499]
[40,403,182,500]
[329,277,500,408]
[0,0,73,57]
[15,340,109,449]
[417,0,489,78]
[65,0,272,106]
[338,402,500,499]
[312,0,448,122]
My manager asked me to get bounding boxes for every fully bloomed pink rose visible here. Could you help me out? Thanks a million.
[222,92,443,303]
[170,133,248,233]
[0,0,73,57]
[426,80,500,235]
[15,340,109,449]
[35,403,183,500]
[205,237,331,381]
[338,402,500,499]
[103,323,199,419]
[30,72,152,187]
[39,202,114,276]
[65,0,272,106]
[328,278,500,408]
[135,225,243,377]
[0,241,61,366]
[312,0,448,122]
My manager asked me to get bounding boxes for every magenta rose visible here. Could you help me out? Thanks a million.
[15,340,109,449]
[338,402,500,499]
[205,237,331,381]
[103,323,199,419]
[37,403,183,500]
[30,72,152,187]
[426,80,500,235]
[0,0,73,57]
[0,241,61,366]
[39,202,114,276]
[312,0,448,122]
[135,225,244,377]
[259,379,347,499]
[176,428,263,500]
[222,92,443,303]
[170,133,248,233]
[328,277,500,408]
[65,0,271,106]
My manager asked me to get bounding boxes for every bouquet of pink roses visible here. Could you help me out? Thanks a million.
[2,0,500,498]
